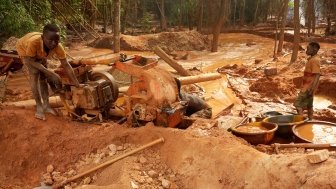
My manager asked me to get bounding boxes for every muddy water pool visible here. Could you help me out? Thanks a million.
[295,123,336,143]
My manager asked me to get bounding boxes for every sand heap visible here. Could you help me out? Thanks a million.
[89,31,209,51]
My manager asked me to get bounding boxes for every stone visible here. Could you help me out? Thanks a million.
[108,144,117,154]
[307,149,330,164]
[133,164,141,171]
[124,143,129,148]
[170,182,178,189]
[145,122,155,127]
[146,177,153,183]
[101,123,112,127]
[51,171,61,178]
[42,173,53,185]
[64,185,72,189]
[161,179,171,189]
[83,177,91,185]
[94,156,102,164]
[46,164,54,173]
[255,59,263,64]
[328,105,336,111]
[66,169,76,177]
[70,182,78,188]
[131,181,139,189]
[246,42,257,47]
[139,156,147,164]
[52,173,66,183]
[217,116,243,130]
[264,67,277,76]
[148,170,159,178]
[117,146,124,151]
[135,176,146,184]
[168,174,176,179]
[167,169,173,174]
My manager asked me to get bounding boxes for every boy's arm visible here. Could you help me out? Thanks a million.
[307,58,321,96]
[22,57,61,83]
[59,58,80,87]
[307,74,320,96]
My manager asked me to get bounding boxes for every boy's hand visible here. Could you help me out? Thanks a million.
[307,89,313,96]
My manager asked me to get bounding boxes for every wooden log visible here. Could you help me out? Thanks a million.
[272,143,336,149]
[154,46,192,76]
[71,54,120,65]
[178,73,222,85]
[3,96,63,108]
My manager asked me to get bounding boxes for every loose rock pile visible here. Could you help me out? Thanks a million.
[42,142,179,189]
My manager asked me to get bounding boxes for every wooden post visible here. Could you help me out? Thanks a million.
[290,0,300,63]
[154,47,192,76]
[114,0,121,52]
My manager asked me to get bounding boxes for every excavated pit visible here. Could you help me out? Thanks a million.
[1,107,336,189]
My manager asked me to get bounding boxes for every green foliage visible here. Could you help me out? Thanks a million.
[23,0,52,25]
[0,0,67,42]
[288,1,294,8]
[140,12,152,32]
[0,0,36,37]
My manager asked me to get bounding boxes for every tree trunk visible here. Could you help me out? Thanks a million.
[253,0,260,26]
[89,0,97,28]
[110,0,114,32]
[114,0,121,53]
[179,0,183,29]
[233,0,237,28]
[197,0,204,32]
[157,0,167,31]
[290,0,300,63]
[278,0,289,54]
[273,12,279,59]
[211,0,227,52]
[264,0,271,22]
[103,0,107,33]
[121,0,129,34]
[307,0,312,36]
[311,0,315,34]
[239,0,245,27]
[326,16,331,36]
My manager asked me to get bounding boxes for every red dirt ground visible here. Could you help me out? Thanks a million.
[1,107,336,189]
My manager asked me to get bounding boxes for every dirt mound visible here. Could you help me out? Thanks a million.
[249,77,297,100]
[89,31,209,51]
[1,107,336,188]
[88,36,114,49]
[1,37,18,51]
[317,77,336,97]
[282,42,305,51]
[0,106,125,188]
[315,109,336,122]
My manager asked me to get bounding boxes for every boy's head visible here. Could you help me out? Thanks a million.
[306,42,320,56]
[42,24,60,50]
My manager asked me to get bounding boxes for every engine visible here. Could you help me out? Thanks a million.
[55,65,119,118]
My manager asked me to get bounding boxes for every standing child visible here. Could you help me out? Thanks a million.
[294,42,321,120]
